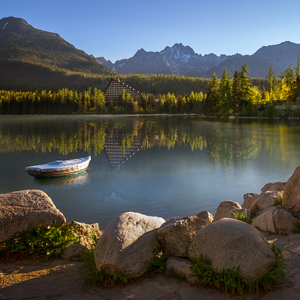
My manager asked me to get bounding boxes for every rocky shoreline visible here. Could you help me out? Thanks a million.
[2,166,300,299]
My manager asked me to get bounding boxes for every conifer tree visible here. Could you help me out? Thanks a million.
[240,64,252,102]
[205,73,219,115]
[219,68,232,114]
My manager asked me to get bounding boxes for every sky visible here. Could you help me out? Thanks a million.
[1,0,300,63]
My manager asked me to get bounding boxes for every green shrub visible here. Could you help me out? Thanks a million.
[148,246,169,273]
[232,209,255,224]
[190,243,291,296]
[275,196,283,206]
[293,221,300,234]
[0,221,79,260]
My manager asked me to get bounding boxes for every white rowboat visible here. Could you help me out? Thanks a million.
[25,156,91,177]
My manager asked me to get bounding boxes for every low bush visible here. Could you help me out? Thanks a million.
[0,221,79,260]
[232,209,255,224]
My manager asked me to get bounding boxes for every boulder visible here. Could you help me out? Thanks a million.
[261,181,286,193]
[249,191,283,214]
[242,193,259,209]
[157,216,209,257]
[61,244,88,260]
[189,218,276,281]
[67,221,103,249]
[166,257,199,284]
[94,212,165,278]
[252,208,298,235]
[196,211,214,223]
[251,207,277,233]
[273,209,298,235]
[283,166,300,218]
[256,205,281,216]
[214,200,241,222]
[0,189,66,241]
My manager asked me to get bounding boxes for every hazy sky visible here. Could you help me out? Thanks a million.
[1,0,300,62]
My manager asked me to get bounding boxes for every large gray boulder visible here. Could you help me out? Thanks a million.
[214,200,241,222]
[249,191,283,214]
[189,218,276,281]
[0,189,66,241]
[252,207,298,235]
[157,216,209,257]
[94,212,165,278]
[283,166,300,218]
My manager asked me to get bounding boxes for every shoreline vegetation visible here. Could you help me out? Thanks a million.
[1,62,300,118]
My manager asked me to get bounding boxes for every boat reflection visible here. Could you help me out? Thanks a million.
[33,171,90,186]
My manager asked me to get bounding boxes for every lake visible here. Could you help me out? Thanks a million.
[1,115,300,229]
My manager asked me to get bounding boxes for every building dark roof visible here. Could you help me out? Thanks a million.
[104,78,141,103]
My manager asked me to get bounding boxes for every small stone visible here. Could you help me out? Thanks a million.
[242,193,259,209]
[166,257,199,284]
[214,200,241,222]
[61,244,87,260]
[196,211,214,223]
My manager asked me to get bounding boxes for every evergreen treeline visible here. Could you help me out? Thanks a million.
[1,61,300,117]
[0,88,105,115]
[204,62,300,117]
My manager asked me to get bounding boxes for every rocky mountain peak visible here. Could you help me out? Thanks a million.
[161,43,196,61]
[0,16,32,31]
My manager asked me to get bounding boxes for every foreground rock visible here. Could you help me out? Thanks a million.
[214,200,241,222]
[157,216,209,257]
[67,221,102,249]
[196,211,214,223]
[0,189,66,241]
[242,193,259,209]
[252,207,298,235]
[166,257,199,284]
[189,218,276,281]
[94,212,165,278]
[283,166,300,218]
[249,191,283,214]
[261,181,286,193]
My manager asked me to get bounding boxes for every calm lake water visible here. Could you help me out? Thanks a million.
[1,115,300,229]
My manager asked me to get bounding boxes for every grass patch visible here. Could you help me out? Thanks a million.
[293,221,300,234]
[190,243,291,296]
[275,196,283,206]
[232,209,256,224]
[80,233,132,288]
[0,221,79,261]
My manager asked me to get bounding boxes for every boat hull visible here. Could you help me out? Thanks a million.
[25,156,91,178]
[26,166,88,177]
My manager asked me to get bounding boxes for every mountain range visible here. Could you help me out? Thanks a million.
[1,15,300,89]
[96,41,300,79]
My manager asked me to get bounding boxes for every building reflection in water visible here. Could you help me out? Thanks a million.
[104,128,142,170]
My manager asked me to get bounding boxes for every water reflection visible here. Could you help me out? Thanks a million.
[0,116,300,227]
[32,172,90,186]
